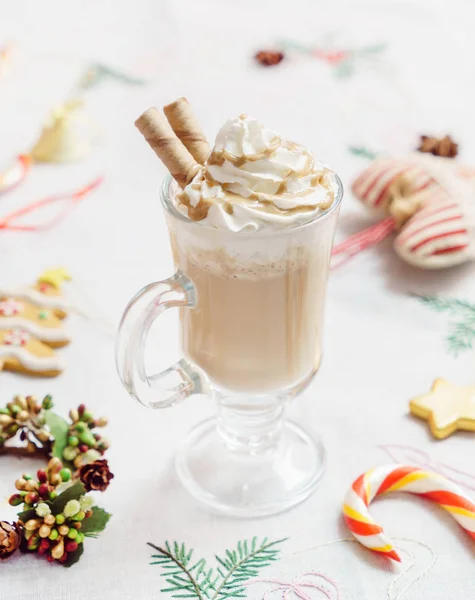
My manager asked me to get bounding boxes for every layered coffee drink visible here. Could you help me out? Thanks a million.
[167,115,338,394]
[121,101,341,514]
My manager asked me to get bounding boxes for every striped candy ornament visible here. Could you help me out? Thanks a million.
[351,156,439,216]
[394,189,474,268]
[343,464,475,562]
[349,154,475,269]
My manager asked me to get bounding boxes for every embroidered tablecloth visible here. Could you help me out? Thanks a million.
[1,0,475,598]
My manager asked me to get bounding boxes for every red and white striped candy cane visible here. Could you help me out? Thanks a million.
[343,464,475,562]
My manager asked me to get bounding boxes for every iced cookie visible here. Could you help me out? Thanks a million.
[410,378,475,439]
[0,268,73,319]
[0,330,63,377]
[0,298,70,348]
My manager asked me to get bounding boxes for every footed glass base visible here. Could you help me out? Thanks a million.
[175,417,325,517]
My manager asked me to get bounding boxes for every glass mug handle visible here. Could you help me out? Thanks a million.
[116,271,208,409]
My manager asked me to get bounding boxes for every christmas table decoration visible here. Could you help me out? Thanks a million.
[30,99,97,164]
[0,394,53,455]
[335,152,475,269]
[16,479,110,566]
[62,404,109,471]
[0,57,142,196]
[343,465,475,562]
[0,395,112,566]
[410,379,475,440]
[0,521,21,559]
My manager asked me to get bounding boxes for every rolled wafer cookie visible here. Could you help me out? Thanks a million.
[135,107,200,188]
[164,97,210,164]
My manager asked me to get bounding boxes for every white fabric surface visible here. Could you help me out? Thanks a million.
[1,0,475,597]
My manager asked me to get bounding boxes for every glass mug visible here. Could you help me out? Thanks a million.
[116,175,342,516]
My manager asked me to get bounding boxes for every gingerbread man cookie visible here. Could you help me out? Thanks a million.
[0,298,70,348]
[0,268,73,319]
[0,329,63,377]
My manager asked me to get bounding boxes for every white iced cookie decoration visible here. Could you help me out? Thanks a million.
[0,297,70,347]
[31,99,97,163]
[3,329,30,346]
[352,154,475,269]
[176,114,336,232]
[0,268,74,320]
[0,299,24,317]
[0,329,63,377]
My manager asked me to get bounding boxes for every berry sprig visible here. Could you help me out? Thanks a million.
[22,495,94,564]
[0,395,112,567]
[0,395,54,453]
[63,404,109,470]
[9,457,71,510]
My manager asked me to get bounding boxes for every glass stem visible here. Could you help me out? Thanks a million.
[216,393,288,454]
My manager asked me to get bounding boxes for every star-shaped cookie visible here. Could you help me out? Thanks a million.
[410,378,475,439]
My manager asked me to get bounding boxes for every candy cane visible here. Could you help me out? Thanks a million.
[343,464,475,562]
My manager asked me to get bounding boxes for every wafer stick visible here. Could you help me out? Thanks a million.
[135,107,200,188]
[164,98,210,165]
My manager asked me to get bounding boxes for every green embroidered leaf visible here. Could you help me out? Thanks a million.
[415,294,475,356]
[212,537,286,599]
[63,542,84,567]
[44,410,72,468]
[149,542,214,599]
[49,482,86,515]
[349,146,379,160]
[81,506,111,537]
[80,64,147,91]
[149,538,287,599]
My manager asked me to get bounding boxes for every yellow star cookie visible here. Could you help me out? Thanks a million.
[410,378,475,439]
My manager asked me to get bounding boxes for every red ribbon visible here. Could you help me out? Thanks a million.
[331,216,396,269]
[0,176,103,232]
[0,154,32,195]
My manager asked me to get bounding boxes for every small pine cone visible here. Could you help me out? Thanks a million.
[79,459,114,492]
[0,521,21,559]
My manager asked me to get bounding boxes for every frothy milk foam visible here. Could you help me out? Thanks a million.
[169,115,338,394]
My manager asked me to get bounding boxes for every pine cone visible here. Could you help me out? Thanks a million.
[78,459,114,492]
[417,135,458,158]
[0,521,21,559]
[254,50,285,67]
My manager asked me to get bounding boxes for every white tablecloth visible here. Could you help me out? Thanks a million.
[1,1,475,598]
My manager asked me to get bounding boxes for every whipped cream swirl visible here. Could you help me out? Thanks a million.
[175,115,336,232]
